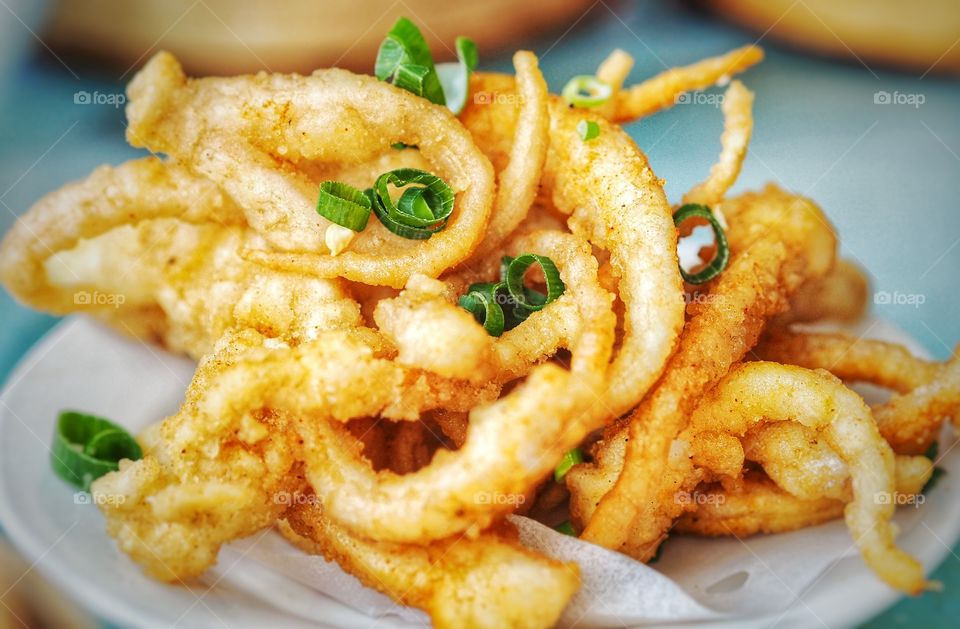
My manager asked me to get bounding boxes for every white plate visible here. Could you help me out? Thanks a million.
[1,317,958,628]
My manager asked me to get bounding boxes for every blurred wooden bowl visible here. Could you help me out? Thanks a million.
[46,0,597,75]
[703,0,960,75]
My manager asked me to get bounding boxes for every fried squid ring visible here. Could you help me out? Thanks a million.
[682,361,926,594]
[469,51,549,257]
[463,74,685,424]
[0,157,362,358]
[607,45,764,123]
[757,330,960,454]
[777,259,870,323]
[0,157,243,314]
[298,231,615,544]
[280,502,579,629]
[742,421,934,501]
[593,48,634,120]
[681,80,754,207]
[568,185,836,559]
[126,51,495,287]
[676,475,846,537]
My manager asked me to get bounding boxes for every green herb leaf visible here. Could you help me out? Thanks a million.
[52,411,142,491]
[577,119,600,141]
[561,75,612,108]
[673,203,730,284]
[317,181,373,231]
[436,36,479,115]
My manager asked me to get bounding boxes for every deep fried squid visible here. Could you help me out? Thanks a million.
[757,329,960,454]
[127,52,495,286]
[676,361,926,593]
[568,185,836,559]
[280,502,579,629]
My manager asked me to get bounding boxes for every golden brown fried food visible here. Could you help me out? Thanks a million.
[280,503,579,629]
[682,80,754,207]
[127,52,495,286]
[758,330,960,454]
[463,73,686,425]
[677,361,925,593]
[676,474,846,536]
[607,45,764,122]
[0,158,363,358]
[0,157,241,314]
[778,259,870,323]
[743,421,934,500]
[569,185,836,560]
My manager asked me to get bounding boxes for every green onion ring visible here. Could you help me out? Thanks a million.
[458,284,505,336]
[561,75,612,108]
[577,119,600,141]
[673,203,730,284]
[51,411,142,491]
[504,253,565,314]
[317,181,372,231]
[371,168,455,239]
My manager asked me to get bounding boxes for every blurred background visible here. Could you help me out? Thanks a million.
[0,0,958,627]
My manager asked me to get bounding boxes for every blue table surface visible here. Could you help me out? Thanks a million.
[0,1,958,626]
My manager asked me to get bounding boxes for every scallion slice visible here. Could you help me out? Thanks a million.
[673,203,730,284]
[561,75,612,108]
[505,253,565,315]
[317,181,372,231]
[375,17,446,106]
[371,168,454,239]
[458,284,505,337]
[436,36,479,115]
[458,253,565,336]
[554,448,585,482]
[577,119,600,141]
[51,411,142,491]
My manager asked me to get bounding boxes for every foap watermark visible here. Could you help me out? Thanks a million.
[74,491,126,506]
[874,290,925,308]
[473,91,525,106]
[674,91,724,108]
[74,290,126,308]
[873,90,925,108]
[674,491,725,506]
[272,490,321,506]
[74,90,126,108]
[474,491,525,506]
[874,491,925,508]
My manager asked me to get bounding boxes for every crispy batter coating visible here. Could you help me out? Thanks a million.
[127,52,495,287]
[280,505,579,629]
[569,185,836,559]
[758,330,960,454]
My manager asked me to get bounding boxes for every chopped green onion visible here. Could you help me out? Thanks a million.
[505,253,565,315]
[371,168,455,239]
[52,411,142,491]
[561,75,612,108]
[673,203,730,285]
[555,521,577,536]
[391,142,414,150]
[577,119,600,141]
[554,448,585,482]
[458,284,505,337]
[458,253,565,336]
[375,17,446,106]
[436,36,479,115]
[317,181,372,231]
